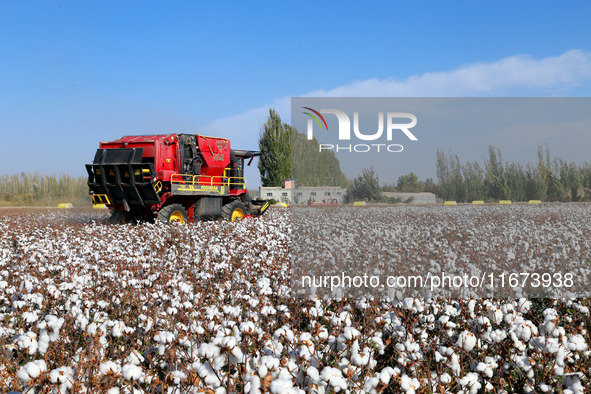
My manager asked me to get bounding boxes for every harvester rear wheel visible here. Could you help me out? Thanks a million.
[222,200,246,222]
[158,204,189,224]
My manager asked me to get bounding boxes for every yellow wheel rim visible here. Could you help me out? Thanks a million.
[169,211,185,223]
[231,208,245,222]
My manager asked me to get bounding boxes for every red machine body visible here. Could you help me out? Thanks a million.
[86,133,268,223]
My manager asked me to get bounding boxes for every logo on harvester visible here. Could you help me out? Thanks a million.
[303,107,418,153]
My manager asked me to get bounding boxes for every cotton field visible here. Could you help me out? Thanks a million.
[292,204,591,299]
[0,206,590,393]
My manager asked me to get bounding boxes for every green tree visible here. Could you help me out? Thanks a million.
[345,167,381,202]
[436,148,464,201]
[257,109,292,187]
[258,108,347,187]
[524,163,546,200]
[505,161,527,201]
[462,161,485,202]
[484,146,509,200]
[396,172,420,192]
[290,130,347,187]
[422,177,438,194]
[558,159,582,201]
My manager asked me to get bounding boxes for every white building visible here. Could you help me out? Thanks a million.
[259,185,347,204]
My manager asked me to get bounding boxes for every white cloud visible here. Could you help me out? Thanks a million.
[204,49,591,143]
[310,49,591,97]
[201,50,591,187]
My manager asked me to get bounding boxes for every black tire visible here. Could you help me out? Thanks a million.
[157,204,189,224]
[107,210,131,224]
[241,194,254,215]
[221,200,247,222]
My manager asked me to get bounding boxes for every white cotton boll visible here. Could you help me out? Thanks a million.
[539,383,552,392]
[568,335,588,352]
[14,331,38,355]
[435,351,445,362]
[169,370,187,385]
[74,314,89,331]
[124,349,145,366]
[220,335,237,350]
[438,315,456,330]
[468,299,477,315]
[504,312,517,325]
[439,372,452,384]
[230,346,244,362]
[111,321,125,338]
[574,304,589,315]
[341,326,361,341]
[351,348,370,366]
[476,362,495,378]
[403,298,415,310]
[37,331,50,355]
[154,330,174,344]
[517,298,532,313]
[49,366,74,385]
[197,363,222,388]
[317,327,329,340]
[449,353,461,376]
[17,360,47,382]
[488,308,503,325]
[514,322,535,342]
[459,373,481,394]
[457,331,477,351]
[258,365,268,378]
[240,321,256,335]
[474,317,491,332]
[86,322,99,336]
[561,374,584,394]
[245,373,261,394]
[545,339,561,354]
[22,311,40,324]
[261,355,280,371]
[400,375,420,393]
[364,376,380,392]
[321,367,348,392]
[379,368,393,385]
[37,315,64,348]
[306,366,319,383]
[30,360,44,378]
[99,361,121,375]
[107,388,119,394]
[270,378,295,393]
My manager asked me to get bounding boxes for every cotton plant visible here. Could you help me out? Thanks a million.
[0,207,590,391]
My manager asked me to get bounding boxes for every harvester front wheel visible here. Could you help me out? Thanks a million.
[222,200,246,222]
[158,204,189,224]
[107,210,131,224]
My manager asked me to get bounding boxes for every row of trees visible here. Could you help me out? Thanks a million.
[257,109,590,204]
[0,173,89,206]
[258,109,347,187]
[381,172,438,194]
[436,145,591,202]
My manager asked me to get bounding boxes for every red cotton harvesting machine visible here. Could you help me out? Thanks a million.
[86,134,270,223]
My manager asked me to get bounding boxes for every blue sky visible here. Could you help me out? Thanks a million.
[1,1,590,187]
